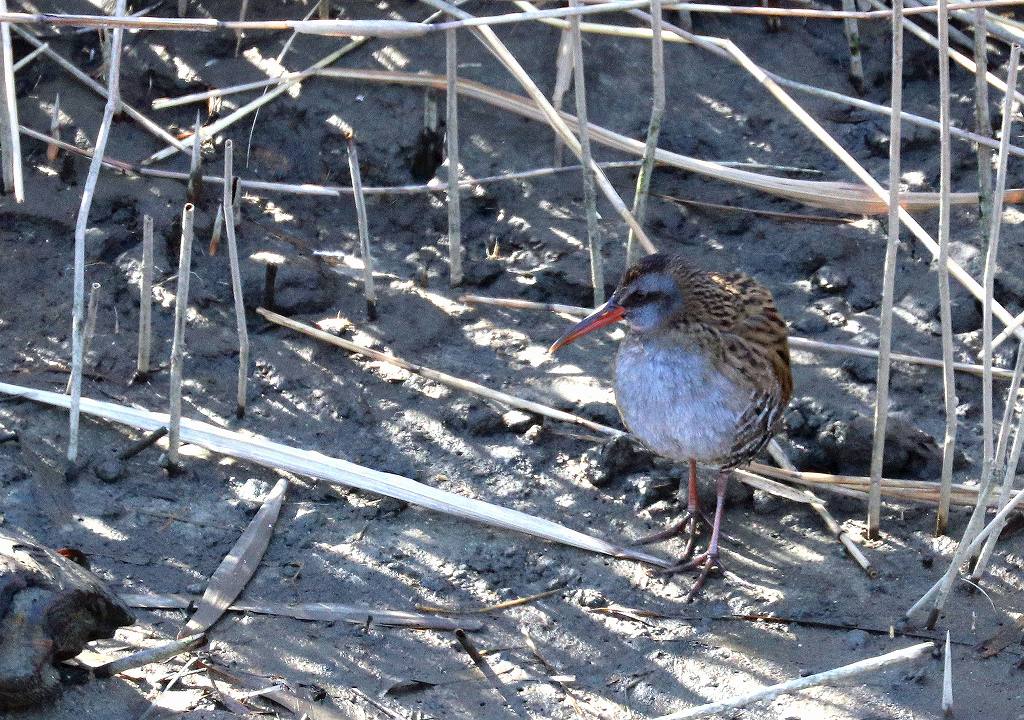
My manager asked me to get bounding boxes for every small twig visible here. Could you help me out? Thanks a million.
[455,629,528,718]
[0,0,23,201]
[93,633,205,678]
[118,426,168,460]
[222,140,249,419]
[625,0,665,266]
[868,0,903,541]
[167,203,195,468]
[445,27,463,286]
[136,215,154,378]
[654,642,934,719]
[345,128,377,319]
[416,585,564,615]
[67,0,126,463]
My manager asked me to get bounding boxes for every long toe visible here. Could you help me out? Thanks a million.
[633,511,703,548]
[682,551,721,603]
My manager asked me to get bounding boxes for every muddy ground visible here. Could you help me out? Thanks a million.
[1,1,1023,718]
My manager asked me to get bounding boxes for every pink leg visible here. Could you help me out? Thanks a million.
[678,470,728,602]
[632,458,703,559]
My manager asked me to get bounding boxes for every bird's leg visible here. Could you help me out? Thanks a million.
[631,458,704,558]
[677,469,728,602]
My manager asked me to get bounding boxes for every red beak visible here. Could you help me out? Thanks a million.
[548,301,626,353]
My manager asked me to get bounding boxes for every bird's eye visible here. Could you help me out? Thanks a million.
[625,290,660,306]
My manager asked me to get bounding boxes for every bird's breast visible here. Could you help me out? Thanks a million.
[614,337,747,464]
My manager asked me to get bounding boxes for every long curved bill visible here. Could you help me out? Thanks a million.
[548,300,625,353]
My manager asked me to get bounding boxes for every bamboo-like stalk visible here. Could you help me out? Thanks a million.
[942,631,953,717]
[167,203,195,468]
[208,205,223,255]
[905,0,978,49]
[136,215,154,377]
[0,0,23,201]
[915,44,1020,623]
[868,0,903,540]
[654,643,935,720]
[625,0,665,267]
[421,0,657,254]
[971,361,1024,578]
[975,6,994,229]
[46,93,59,162]
[841,0,866,94]
[568,0,606,305]
[68,0,126,463]
[992,309,1024,347]
[345,129,376,318]
[222,141,249,419]
[550,28,574,167]
[934,0,960,537]
[186,110,203,204]
[141,37,368,166]
[10,25,188,153]
[445,28,463,287]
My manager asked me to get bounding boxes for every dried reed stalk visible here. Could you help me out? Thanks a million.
[10,25,188,153]
[445,28,463,286]
[841,0,866,94]
[420,0,657,253]
[67,0,126,463]
[234,0,249,56]
[46,93,59,162]
[186,111,203,204]
[568,0,605,305]
[905,0,978,49]
[625,0,665,267]
[10,40,46,73]
[222,141,249,419]
[457,293,1021,381]
[863,0,1024,106]
[971,363,1024,578]
[654,642,934,720]
[167,203,195,467]
[345,128,376,318]
[92,634,205,678]
[142,37,368,165]
[136,215,154,377]
[0,380,674,568]
[0,0,23,201]
[550,28,573,167]
[992,309,1024,348]
[907,483,1024,626]
[942,631,953,717]
[935,0,960,537]
[208,204,222,255]
[975,6,994,227]
[868,0,904,540]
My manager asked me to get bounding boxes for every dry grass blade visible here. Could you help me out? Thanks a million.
[0,380,673,568]
[416,585,564,615]
[67,0,126,463]
[0,0,23,202]
[179,477,288,638]
[204,660,351,720]
[122,592,478,630]
[654,642,934,719]
[869,0,904,540]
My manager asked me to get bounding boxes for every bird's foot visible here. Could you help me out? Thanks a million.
[631,511,704,562]
[666,549,722,603]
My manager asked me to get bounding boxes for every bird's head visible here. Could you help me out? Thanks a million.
[549,254,685,353]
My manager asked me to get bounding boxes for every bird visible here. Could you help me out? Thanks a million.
[549,253,793,601]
